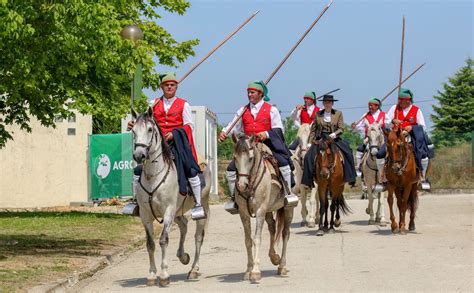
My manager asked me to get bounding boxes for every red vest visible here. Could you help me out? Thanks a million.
[300,105,320,124]
[242,102,272,136]
[152,97,197,161]
[153,97,186,136]
[365,111,386,135]
[396,105,419,128]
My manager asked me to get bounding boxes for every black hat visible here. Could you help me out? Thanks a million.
[319,94,338,102]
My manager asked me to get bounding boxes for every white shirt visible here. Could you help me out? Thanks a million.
[290,104,316,128]
[222,99,284,135]
[386,104,426,131]
[354,109,383,136]
[155,96,194,131]
[323,111,332,123]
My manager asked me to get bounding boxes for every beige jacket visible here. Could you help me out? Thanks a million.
[309,109,345,143]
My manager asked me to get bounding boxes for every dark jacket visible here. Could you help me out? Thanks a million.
[170,128,201,194]
[309,109,345,143]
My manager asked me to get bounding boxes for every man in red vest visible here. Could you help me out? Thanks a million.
[128,72,205,220]
[218,80,297,213]
[376,88,430,188]
[289,91,320,150]
[351,98,385,174]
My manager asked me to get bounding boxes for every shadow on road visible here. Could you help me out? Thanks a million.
[206,269,279,283]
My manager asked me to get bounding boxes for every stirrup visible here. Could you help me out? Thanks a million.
[191,205,206,220]
[420,180,431,191]
[284,193,299,207]
[356,169,362,177]
[373,183,384,193]
[122,202,139,216]
[224,198,239,215]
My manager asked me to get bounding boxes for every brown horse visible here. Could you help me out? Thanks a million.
[384,126,419,234]
[314,139,351,236]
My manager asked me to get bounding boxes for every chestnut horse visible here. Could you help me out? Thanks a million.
[314,139,351,236]
[384,126,419,234]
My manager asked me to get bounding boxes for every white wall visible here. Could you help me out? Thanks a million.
[0,113,92,208]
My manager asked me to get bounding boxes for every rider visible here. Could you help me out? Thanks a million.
[218,80,297,213]
[375,87,431,187]
[289,91,320,150]
[351,98,386,175]
[301,94,357,188]
[128,72,205,220]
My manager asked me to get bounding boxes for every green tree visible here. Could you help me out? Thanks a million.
[0,1,199,147]
[283,116,298,144]
[342,124,362,150]
[431,58,474,147]
[217,124,234,160]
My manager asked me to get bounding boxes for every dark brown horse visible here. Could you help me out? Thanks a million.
[314,139,351,236]
[384,126,419,234]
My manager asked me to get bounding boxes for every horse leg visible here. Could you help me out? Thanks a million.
[398,187,410,235]
[158,208,175,286]
[387,187,398,233]
[408,184,418,231]
[250,208,266,282]
[324,192,330,231]
[299,186,308,227]
[188,216,207,279]
[309,187,318,228]
[239,212,253,281]
[142,221,157,286]
[328,196,336,233]
[316,185,326,236]
[174,215,190,265]
[265,212,280,266]
[278,207,294,276]
[367,184,375,225]
[377,191,387,226]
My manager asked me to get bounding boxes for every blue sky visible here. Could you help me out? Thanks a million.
[144,0,473,131]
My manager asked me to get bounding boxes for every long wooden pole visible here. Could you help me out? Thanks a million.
[398,16,406,94]
[178,11,260,83]
[352,63,425,126]
[221,0,334,139]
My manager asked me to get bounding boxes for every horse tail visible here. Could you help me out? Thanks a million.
[407,185,419,214]
[336,194,352,215]
[274,208,285,244]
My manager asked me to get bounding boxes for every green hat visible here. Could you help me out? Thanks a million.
[303,91,316,100]
[248,80,270,101]
[398,87,413,102]
[368,97,382,107]
[159,72,178,85]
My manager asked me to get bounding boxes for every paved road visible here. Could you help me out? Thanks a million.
[71,194,472,292]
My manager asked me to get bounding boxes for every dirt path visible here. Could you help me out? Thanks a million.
[71,194,473,292]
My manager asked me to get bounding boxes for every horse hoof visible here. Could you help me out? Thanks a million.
[300,221,307,227]
[146,278,156,286]
[307,222,316,228]
[375,217,381,223]
[365,208,370,215]
[379,221,387,227]
[400,229,407,235]
[334,219,341,228]
[368,219,375,225]
[159,277,170,287]
[277,267,288,276]
[187,271,199,280]
[270,254,281,266]
[316,229,325,236]
[243,272,250,280]
[327,228,336,234]
[249,272,261,283]
[409,223,416,231]
[179,253,190,265]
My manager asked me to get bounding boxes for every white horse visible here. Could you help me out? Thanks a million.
[232,134,294,282]
[361,122,387,226]
[132,107,211,286]
[292,123,319,228]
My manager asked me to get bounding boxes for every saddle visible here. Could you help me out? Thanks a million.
[255,143,285,193]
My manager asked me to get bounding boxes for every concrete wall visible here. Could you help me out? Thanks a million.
[0,113,92,208]
[191,106,218,197]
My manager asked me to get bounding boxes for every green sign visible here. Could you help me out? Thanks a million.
[89,133,133,199]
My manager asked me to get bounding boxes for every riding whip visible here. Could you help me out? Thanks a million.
[221,0,335,139]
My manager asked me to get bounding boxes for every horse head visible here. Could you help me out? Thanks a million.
[317,139,333,179]
[366,121,384,156]
[232,134,258,194]
[131,106,168,164]
[297,123,311,157]
[385,127,409,174]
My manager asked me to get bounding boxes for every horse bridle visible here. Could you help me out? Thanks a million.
[132,117,164,164]
[235,143,266,195]
[387,137,410,176]
[316,139,336,179]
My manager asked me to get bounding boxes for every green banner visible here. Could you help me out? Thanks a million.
[89,133,133,199]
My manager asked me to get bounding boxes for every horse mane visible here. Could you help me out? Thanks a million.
[136,112,173,166]
[297,123,311,138]
[234,136,250,156]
